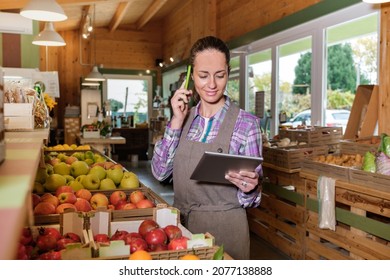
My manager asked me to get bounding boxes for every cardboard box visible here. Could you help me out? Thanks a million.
[4,103,33,116]
[83,129,100,138]
[4,115,34,130]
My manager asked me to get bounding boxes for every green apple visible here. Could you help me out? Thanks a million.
[44,174,67,192]
[64,175,75,184]
[57,153,68,162]
[82,173,100,190]
[69,180,84,191]
[71,152,85,161]
[119,172,139,189]
[100,178,117,190]
[89,165,106,180]
[35,167,48,184]
[53,162,71,176]
[33,182,45,193]
[70,161,90,177]
[106,168,124,185]
[46,163,54,175]
[84,151,95,160]
[94,154,106,163]
[84,159,94,166]
[75,174,86,184]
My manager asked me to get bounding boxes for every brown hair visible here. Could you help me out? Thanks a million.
[189,36,231,75]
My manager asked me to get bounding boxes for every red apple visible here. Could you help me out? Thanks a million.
[74,198,92,212]
[114,200,127,210]
[138,219,159,238]
[109,190,127,206]
[123,203,137,210]
[65,156,78,165]
[107,204,115,210]
[110,229,128,241]
[145,228,167,246]
[163,225,182,241]
[111,163,123,169]
[56,203,77,214]
[129,190,145,204]
[75,189,92,201]
[90,193,109,210]
[31,193,41,208]
[58,192,77,204]
[40,193,59,208]
[94,233,110,244]
[34,202,56,215]
[129,238,148,253]
[103,162,115,169]
[168,236,189,250]
[136,199,155,209]
[55,185,74,197]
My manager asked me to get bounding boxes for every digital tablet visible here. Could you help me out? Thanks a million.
[190,151,263,184]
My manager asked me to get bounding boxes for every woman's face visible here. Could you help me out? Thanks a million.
[192,49,228,105]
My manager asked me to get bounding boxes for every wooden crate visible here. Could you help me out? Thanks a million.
[248,181,306,259]
[340,136,380,155]
[301,158,350,181]
[279,126,343,146]
[302,172,390,260]
[349,168,390,191]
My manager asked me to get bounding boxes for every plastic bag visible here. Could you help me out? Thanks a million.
[317,176,336,231]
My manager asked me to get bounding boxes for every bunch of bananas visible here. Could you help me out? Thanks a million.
[43,93,57,111]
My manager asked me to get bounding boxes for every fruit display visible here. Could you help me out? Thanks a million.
[16,226,83,260]
[34,150,140,193]
[44,144,91,151]
[32,189,156,218]
[312,153,363,168]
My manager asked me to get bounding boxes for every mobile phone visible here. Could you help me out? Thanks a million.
[184,65,191,89]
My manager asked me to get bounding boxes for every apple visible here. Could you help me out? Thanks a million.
[71,152,85,161]
[40,193,60,208]
[90,193,109,210]
[68,180,85,191]
[136,199,155,209]
[103,161,115,169]
[114,200,127,210]
[94,233,110,244]
[109,190,127,206]
[64,175,75,184]
[89,165,106,180]
[53,162,71,176]
[55,185,74,197]
[33,182,45,193]
[138,219,159,238]
[167,236,189,250]
[129,238,148,253]
[84,151,95,160]
[145,228,167,246]
[163,225,182,241]
[129,190,145,204]
[75,189,92,201]
[45,164,54,175]
[74,198,92,212]
[56,203,77,214]
[44,174,67,192]
[31,193,41,208]
[70,160,90,177]
[35,167,48,184]
[123,203,137,210]
[81,173,100,190]
[58,192,77,204]
[106,168,124,185]
[65,156,78,165]
[119,172,139,189]
[107,204,115,210]
[100,178,117,190]
[34,202,56,215]
[49,158,61,166]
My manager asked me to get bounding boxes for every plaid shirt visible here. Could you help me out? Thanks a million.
[151,96,262,208]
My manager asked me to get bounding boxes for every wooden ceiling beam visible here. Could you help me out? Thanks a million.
[79,5,93,34]
[136,0,168,30]
[0,0,123,10]
[109,2,131,33]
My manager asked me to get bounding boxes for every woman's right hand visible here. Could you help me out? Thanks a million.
[170,81,193,129]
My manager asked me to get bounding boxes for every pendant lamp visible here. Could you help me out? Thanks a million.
[20,0,67,22]
[362,0,390,3]
[32,22,66,47]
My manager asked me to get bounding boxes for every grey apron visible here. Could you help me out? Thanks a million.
[173,102,250,260]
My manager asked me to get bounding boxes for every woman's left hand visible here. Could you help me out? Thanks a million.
[225,170,259,193]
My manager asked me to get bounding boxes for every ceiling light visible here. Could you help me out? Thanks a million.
[20,0,67,22]
[32,22,66,46]
[362,0,390,3]
[85,66,105,81]
[82,79,100,87]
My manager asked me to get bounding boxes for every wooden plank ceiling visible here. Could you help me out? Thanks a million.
[0,0,183,32]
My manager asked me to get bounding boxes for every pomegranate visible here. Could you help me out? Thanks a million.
[20,227,33,246]
[138,219,159,238]
[38,251,61,260]
[145,228,167,246]
[94,233,110,244]
[63,232,81,243]
[39,227,62,241]
[110,229,128,241]
[124,232,143,245]
[167,236,189,250]
[36,235,58,252]
[129,238,148,253]
[56,238,75,250]
[163,225,182,241]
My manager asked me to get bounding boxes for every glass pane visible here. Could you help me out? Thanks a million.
[247,49,272,134]
[326,13,378,133]
[279,37,312,127]
[107,79,148,124]
[227,56,240,103]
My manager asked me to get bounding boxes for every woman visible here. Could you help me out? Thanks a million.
[152,36,262,259]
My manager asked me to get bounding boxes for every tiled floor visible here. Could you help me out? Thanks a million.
[120,159,290,260]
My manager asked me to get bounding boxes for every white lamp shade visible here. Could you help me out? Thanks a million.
[32,22,66,46]
[362,0,390,3]
[20,0,67,22]
[85,66,105,81]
